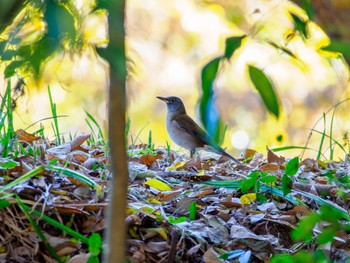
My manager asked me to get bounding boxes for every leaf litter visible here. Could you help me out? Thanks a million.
[0,131,350,262]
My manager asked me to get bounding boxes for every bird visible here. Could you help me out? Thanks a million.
[157,96,241,165]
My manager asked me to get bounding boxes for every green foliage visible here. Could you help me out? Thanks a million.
[248,65,280,119]
[88,233,102,263]
[285,157,299,176]
[168,216,187,225]
[198,2,348,139]
[85,110,105,145]
[240,171,260,194]
[0,199,11,210]
[189,201,196,221]
[271,250,328,263]
[48,86,61,145]
[148,130,154,151]
[0,1,106,81]
[16,195,63,263]
[281,173,293,196]
[282,157,300,196]
[323,40,350,61]
[240,171,278,196]
[0,82,15,157]
[200,36,246,143]
[292,205,349,244]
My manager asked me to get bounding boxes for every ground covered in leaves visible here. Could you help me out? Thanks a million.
[1,130,350,262]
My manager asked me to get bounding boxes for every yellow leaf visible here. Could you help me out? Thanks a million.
[145,178,172,191]
[166,161,186,171]
[196,170,206,176]
[149,199,161,204]
[240,193,257,205]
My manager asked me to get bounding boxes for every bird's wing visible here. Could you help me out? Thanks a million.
[171,114,210,146]
[172,114,241,164]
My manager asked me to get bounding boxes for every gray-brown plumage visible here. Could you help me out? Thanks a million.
[157,96,241,165]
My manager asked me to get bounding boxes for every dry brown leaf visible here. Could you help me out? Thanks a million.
[259,163,280,173]
[54,205,88,215]
[139,154,157,168]
[67,177,89,187]
[243,148,257,160]
[283,205,310,217]
[267,147,285,165]
[15,129,40,143]
[203,247,222,263]
[194,188,214,198]
[161,190,183,203]
[68,253,91,263]
[70,134,91,150]
[189,174,212,181]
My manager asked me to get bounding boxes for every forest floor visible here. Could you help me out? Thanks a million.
[1,130,350,262]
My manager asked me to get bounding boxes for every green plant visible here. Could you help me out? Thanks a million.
[282,157,300,196]
[85,110,105,145]
[271,250,329,263]
[0,82,15,157]
[87,233,102,263]
[48,85,61,145]
[292,204,350,244]
[271,204,350,262]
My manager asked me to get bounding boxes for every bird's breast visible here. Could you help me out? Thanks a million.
[166,115,200,150]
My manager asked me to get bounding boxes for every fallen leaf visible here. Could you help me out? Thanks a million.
[70,134,91,150]
[166,161,186,171]
[240,193,257,205]
[145,178,172,191]
[139,154,157,168]
[15,129,40,143]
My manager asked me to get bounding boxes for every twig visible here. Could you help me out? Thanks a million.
[167,229,180,263]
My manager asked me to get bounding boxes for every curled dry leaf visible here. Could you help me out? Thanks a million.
[15,129,40,143]
[70,134,91,150]
[139,154,157,168]
[267,147,285,165]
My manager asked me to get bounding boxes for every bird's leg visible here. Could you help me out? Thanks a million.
[190,148,195,158]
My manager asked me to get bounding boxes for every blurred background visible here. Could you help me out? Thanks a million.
[0,0,349,159]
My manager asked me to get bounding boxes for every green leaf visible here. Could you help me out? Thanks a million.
[240,171,260,193]
[248,65,280,119]
[260,173,277,183]
[1,50,17,60]
[322,40,350,60]
[168,216,187,224]
[282,174,293,196]
[87,255,99,263]
[88,233,102,256]
[201,57,221,94]
[224,35,246,59]
[0,160,18,169]
[4,60,24,78]
[291,212,321,242]
[189,201,196,221]
[256,193,267,203]
[301,0,314,19]
[0,199,11,210]
[200,57,224,142]
[290,13,308,38]
[316,228,337,245]
[285,157,299,176]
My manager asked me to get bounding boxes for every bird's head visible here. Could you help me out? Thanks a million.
[157,96,186,114]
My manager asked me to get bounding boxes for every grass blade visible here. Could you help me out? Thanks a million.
[48,86,61,145]
[16,195,63,263]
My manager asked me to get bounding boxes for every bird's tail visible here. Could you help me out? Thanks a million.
[205,145,241,165]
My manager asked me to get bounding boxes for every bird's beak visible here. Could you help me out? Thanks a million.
[157,96,168,102]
